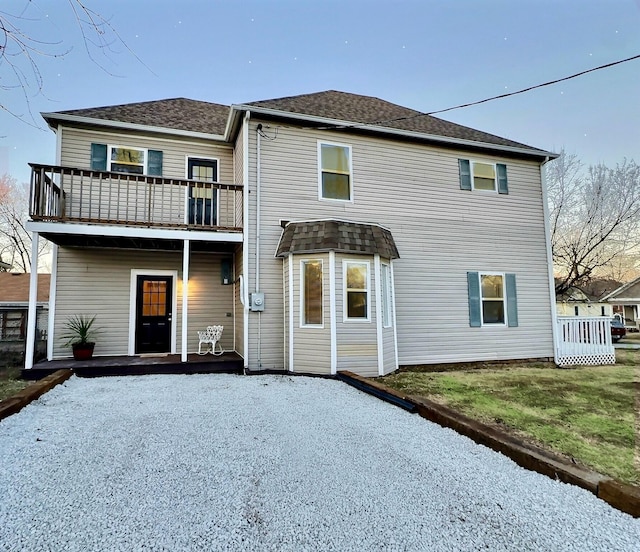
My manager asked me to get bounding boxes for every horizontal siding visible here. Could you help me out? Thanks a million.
[291,254,331,375]
[53,248,236,358]
[247,120,554,370]
[60,127,235,182]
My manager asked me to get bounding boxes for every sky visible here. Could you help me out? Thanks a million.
[1,0,639,185]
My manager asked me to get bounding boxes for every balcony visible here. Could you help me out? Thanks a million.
[29,164,243,232]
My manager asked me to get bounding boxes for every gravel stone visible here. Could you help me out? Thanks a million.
[0,374,638,551]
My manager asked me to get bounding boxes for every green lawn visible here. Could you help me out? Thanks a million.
[380,349,639,485]
[0,367,30,402]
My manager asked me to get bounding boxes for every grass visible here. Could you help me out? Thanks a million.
[380,348,639,485]
[0,366,30,402]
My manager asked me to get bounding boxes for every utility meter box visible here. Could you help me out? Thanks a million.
[250,292,265,312]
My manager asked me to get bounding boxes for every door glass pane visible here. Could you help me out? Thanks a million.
[142,280,167,317]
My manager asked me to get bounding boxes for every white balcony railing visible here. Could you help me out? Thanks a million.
[29,164,243,232]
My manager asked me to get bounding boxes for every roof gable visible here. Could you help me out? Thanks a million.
[602,276,640,301]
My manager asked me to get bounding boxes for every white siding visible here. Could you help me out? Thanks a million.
[247,119,554,371]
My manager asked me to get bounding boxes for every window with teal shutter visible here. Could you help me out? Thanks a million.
[91,143,107,171]
[467,272,481,327]
[148,150,163,176]
[459,159,472,190]
[468,272,518,327]
[497,163,508,194]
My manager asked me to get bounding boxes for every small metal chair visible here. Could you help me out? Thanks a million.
[197,325,224,355]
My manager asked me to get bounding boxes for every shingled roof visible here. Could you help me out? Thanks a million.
[50,98,230,135]
[245,90,542,152]
[0,273,50,304]
[276,220,399,260]
[44,90,550,155]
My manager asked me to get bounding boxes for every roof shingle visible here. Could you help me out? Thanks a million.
[276,220,399,259]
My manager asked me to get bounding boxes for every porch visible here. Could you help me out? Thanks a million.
[23,351,244,379]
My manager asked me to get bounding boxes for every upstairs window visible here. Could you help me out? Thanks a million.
[90,143,163,176]
[319,142,352,201]
[344,261,369,321]
[187,157,218,226]
[110,146,145,174]
[459,159,508,194]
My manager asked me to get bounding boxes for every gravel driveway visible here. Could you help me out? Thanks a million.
[1,374,639,551]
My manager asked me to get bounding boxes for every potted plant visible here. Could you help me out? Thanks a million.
[62,315,99,360]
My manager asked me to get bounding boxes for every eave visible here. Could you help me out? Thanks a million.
[41,112,229,143]
[227,104,558,161]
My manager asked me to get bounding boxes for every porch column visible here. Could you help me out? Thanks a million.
[181,239,190,362]
[24,232,40,370]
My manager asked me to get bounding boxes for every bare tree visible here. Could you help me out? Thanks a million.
[547,150,640,294]
[0,1,145,125]
[0,173,49,272]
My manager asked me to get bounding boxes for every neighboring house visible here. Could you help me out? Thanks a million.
[24,90,558,376]
[601,276,640,331]
[556,286,614,318]
[0,273,49,367]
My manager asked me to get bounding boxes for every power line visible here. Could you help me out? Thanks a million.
[337,53,640,130]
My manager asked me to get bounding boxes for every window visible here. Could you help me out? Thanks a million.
[458,159,508,194]
[481,274,505,323]
[467,272,518,327]
[110,146,145,174]
[345,261,369,321]
[319,142,352,201]
[381,263,392,328]
[187,157,218,226]
[0,310,26,340]
[301,260,323,326]
[90,143,163,176]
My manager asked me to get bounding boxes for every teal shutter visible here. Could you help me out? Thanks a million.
[90,143,107,171]
[467,272,481,327]
[497,163,508,194]
[459,159,472,190]
[148,150,163,176]
[506,273,518,327]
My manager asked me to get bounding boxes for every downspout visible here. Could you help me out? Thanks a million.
[242,111,250,370]
[540,156,559,364]
[256,124,262,368]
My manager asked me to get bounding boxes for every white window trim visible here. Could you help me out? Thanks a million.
[480,271,507,326]
[343,260,371,323]
[471,160,498,193]
[317,140,354,203]
[108,145,148,173]
[300,259,324,328]
[128,269,178,355]
[381,262,392,328]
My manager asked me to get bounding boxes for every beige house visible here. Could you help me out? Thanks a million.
[602,276,640,331]
[24,91,558,376]
[555,286,614,318]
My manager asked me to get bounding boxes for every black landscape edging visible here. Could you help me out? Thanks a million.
[337,370,640,518]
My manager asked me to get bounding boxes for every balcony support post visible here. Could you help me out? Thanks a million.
[24,232,40,370]
[181,239,190,363]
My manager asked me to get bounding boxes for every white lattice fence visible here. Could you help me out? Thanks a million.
[556,316,615,366]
